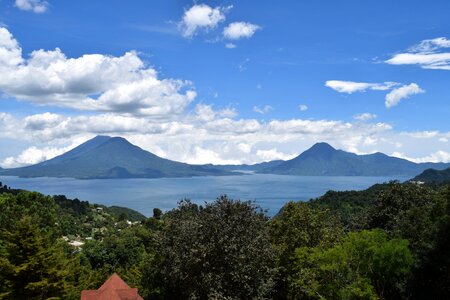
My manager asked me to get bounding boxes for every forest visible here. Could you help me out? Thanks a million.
[0,180,449,299]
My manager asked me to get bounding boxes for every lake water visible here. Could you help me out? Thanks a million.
[0,174,407,217]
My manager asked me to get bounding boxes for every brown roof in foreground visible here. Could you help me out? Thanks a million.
[81,273,143,300]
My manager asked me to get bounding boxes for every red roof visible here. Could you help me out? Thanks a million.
[81,273,144,300]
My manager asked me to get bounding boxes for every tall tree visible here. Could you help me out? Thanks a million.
[0,216,70,299]
[290,229,413,299]
[145,196,275,299]
[269,202,344,299]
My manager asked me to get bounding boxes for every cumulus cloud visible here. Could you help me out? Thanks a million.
[225,43,236,49]
[325,80,399,94]
[195,104,237,122]
[298,104,308,111]
[2,110,449,165]
[253,105,273,114]
[15,0,48,13]
[385,83,424,108]
[404,131,439,139]
[2,145,68,168]
[386,37,450,70]
[256,148,296,161]
[392,150,450,163]
[179,4,230,38]
[354,113,377,121]
[185,146,241,165]
[326,79,424,108]
[223,22,260,40]
[0,27,196,117]
[0,29,447,166]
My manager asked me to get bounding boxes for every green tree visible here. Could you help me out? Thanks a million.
[0,216,70,299]
[410,185,450,299]
[146,196,275,299]
[368,182,436,254]
[290,229,413,299]
[0,192,59,238]
[269,202,344,299]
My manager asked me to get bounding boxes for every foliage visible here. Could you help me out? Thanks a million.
[309,183,387,228]
[147,196,275,299]
[0,216,70,299]
[290,229,413,299]
[269,201,344,299]
[1,181,450,299]
[409,185,450,299]
[106,205,147,222]
[368,182,441,259]
[412,167,450,184]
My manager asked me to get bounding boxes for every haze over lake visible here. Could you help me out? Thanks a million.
[1,174,407,216]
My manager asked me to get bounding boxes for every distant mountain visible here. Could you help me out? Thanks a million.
[412,167,450,184]
[258,142,450,176]
[2,139,448,179]
[208,160,284,173]
[1,136,231,179]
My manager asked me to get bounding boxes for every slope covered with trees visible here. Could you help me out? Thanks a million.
[0,180,449,299]
[412,167,450,184]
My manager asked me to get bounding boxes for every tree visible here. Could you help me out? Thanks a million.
[290,229,413,299]
[146,196,275,299]
[269,202,344,298]
[410,185,450,299]
[0,216,70,299]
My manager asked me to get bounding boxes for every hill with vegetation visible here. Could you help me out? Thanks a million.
[1,178,449,299]
[2,138,448,179]
[258,142,450,176]
[412,167,450,184]
[0,136,231,179]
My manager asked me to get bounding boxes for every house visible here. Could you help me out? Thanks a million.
[81,273,143,300]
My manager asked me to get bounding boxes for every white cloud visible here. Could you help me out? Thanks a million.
[15,0,48,13]
[386,37,450,70]
[237,143,252,154]
[179,4,230,38]
[325,80,399,94]
[354,113,377,121]
[253,105,273,114]
[298,104,308,111]
[223,22,260,40]
[385,83,424,108]
[184,146,241,165]
[225,43,236,49]
[256,149,296,161]
[0,29,448,166]
[0,27,23,67]
[326,79,424,108]
[404,131,439,139]
[409,37,450,53]
[2,146,67,168]
[392,151,450,163]
[3,111,450,165]
[195,104,237,122]
[0,27,196,117]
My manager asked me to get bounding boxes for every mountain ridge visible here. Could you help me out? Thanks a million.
[1,137,449,179]
[258,143,450,176]
[1,136,232,179]
[412,167,450,184]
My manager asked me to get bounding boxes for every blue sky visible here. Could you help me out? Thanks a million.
[0,0,449,166]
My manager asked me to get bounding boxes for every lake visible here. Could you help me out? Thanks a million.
[0,174,407,217]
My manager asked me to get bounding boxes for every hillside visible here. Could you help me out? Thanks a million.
[412,167,450,184]
[1,136,231,179]
[208,160,284,173]
[259,142,450,176]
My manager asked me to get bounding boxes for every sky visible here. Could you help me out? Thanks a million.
[0,0,449,167]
